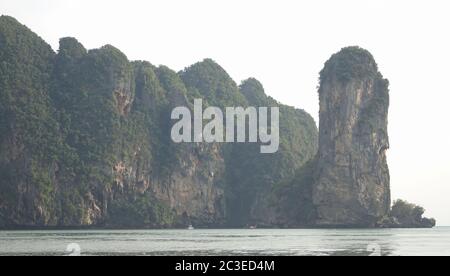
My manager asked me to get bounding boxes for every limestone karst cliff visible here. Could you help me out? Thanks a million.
[313,47,391,227]
[0,16,435,229]
[0,16,318,228]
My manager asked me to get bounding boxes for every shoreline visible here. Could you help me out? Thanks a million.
[0,226,440,231]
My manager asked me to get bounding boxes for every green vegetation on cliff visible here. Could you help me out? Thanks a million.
[273,157,317,226]
[180,59,247,108]
[319,46,379,86]
[389,200,436,228]
[225,78,318,226]
[0,16,62,225]
[0,16,319,228]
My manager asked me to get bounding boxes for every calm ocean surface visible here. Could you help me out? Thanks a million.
[1,227,449,256]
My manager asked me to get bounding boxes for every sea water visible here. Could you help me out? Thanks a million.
[0,227,449,256]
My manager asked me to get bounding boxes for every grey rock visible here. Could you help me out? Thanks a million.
[313,47,391,227]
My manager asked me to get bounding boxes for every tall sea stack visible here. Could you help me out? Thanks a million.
[313,47,391,227]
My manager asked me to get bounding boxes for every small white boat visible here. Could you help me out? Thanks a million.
[187,225,195,230]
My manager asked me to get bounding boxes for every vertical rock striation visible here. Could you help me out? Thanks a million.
[313,47,391,227]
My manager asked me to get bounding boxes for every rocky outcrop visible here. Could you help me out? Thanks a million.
[378,199,436,228]
[313,47,391,227]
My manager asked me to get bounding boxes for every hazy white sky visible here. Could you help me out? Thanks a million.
[2,0,449,225]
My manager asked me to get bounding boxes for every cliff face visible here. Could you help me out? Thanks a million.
[0,17,436,229]
[313,47,391,227]
[227,79,318,227]
[0,16,318,228]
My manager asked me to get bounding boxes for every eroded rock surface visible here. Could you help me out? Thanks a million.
[313,47,391,227]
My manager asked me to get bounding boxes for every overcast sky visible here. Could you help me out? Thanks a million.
[2,0,449,225]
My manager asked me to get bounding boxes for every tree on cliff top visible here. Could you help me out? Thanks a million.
[319,46,380,85]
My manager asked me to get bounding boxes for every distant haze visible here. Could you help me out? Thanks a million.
[2,0,449,225]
